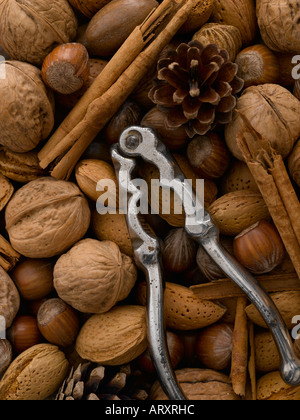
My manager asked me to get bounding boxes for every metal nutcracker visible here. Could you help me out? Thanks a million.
[111,126,300,400]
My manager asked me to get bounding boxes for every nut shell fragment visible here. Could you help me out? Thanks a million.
[0,267,20,328]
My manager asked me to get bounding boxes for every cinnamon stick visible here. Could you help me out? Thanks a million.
[248,322,257,401]
[230,296,248,398]
[0,234,20,271]
[190,273,300,300]
[236,112,300,278]
[38,0,195,179]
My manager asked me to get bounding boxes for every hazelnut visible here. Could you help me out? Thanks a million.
[186,133,230,179]
[11,258,55,301]
[37,298,80,347]
[161,228,197,273]
[235,44,279,88]
[8,315,43,355]
[233,220,285,274]
[0,339,13,377]
[196,323,233,371]
[42,43,90,95]
[137,331,184,374]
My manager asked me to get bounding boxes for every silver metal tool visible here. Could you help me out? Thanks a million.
[111,126,300,400]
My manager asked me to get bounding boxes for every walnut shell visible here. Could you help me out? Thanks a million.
[5,177,91,259]
[225,84,300,161]
[0,267,20,328]
[151,368,240,400]
[0,0,78,66]
[0,343,69,400]
[211,0,257,45]
[75,305,147,365]
[0,61,55,153]
[257,0,300,53]
[54,239,137,314]
[193,23,242,61]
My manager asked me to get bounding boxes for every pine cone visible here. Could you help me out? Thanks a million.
[55,363,149,401]
[149,41,244,138]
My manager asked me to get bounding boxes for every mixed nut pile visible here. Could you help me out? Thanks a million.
[0,0,299,401]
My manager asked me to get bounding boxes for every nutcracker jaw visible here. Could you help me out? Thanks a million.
[111,126,300,400]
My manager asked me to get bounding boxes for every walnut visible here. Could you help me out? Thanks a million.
[0,267,20,328]
[257,0,300,53]
[5,177,90,259]
[0,0,78,66]
[150,368,240,400]
[0,61,55,153]
[225,84,300,161]
[53,239,137,314]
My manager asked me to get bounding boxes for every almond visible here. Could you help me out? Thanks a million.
[245,291,300,329]
[75,305,147,365]
[221,160,260,194]
[257,371,300,400]
[254,330,280,373]
[0,343,69,400]
[208,191,270,236]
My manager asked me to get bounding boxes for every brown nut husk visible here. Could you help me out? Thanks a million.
[0,147,46,183]
[179,0,213,34]
[85,0,158,57]
[0,343,69,400]
[0,267,20,328]
[225,84,300,161]
[193,23,242,61]
[0,0,77,66]
[0,174,13,211]
[211,0,257,45]
[257,371,300,400]
[208,191,270,236]
[0,340,13,377]
[0,61,55,153]
[75,305,147,365]
[288,140,300,188]
[53,239,137,314]
[221,159,260,194]
[255,330,280,373]
[5,177,91,259]
[151,368,240,400]
[245,291,300,329]
[256,0,300,54]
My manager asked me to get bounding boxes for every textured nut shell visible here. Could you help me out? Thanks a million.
[288,140,300,187]
[0,147,46,183]
[256,0,300,53]
[75,159,118,204]
[164,282,227,330]
[92,212,133,257]
[193,23,242,61]
[211,0,256,45]
[75,305,147,365]
[54,239,137,314]
[0,267,20,328]
[221,160,260,194]
[0,343,69,400]
[151,368,240,400]
[5,177,91,258]
[0,340,12,377]
[0,61,54,153]
[255,330,280,373]
[225,84,300,161]
[246,291,300,329]
[69,0,112,18]
[0,174,13,211]
[85,0,158,56]
[208,191,270,236]
[257,371,300,400]
[180,0,213,34]
[0,0,77,66]
[294,80,300,101]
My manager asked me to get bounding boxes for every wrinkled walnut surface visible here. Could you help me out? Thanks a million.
[54,238,137,313]
[0,266,20,328]
[5,177,91,258]
[0,0,78,65]
[0,61,54,153]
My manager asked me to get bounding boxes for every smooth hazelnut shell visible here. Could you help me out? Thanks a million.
[11,258,55,301]
[37,298,80,347]
[196,323,233,370]
[161,228,197,273]
[8,315,43,355]
[42,43,90,95]
[137,331,184,373]
[186,132,230,179]
[233,220,285,274]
